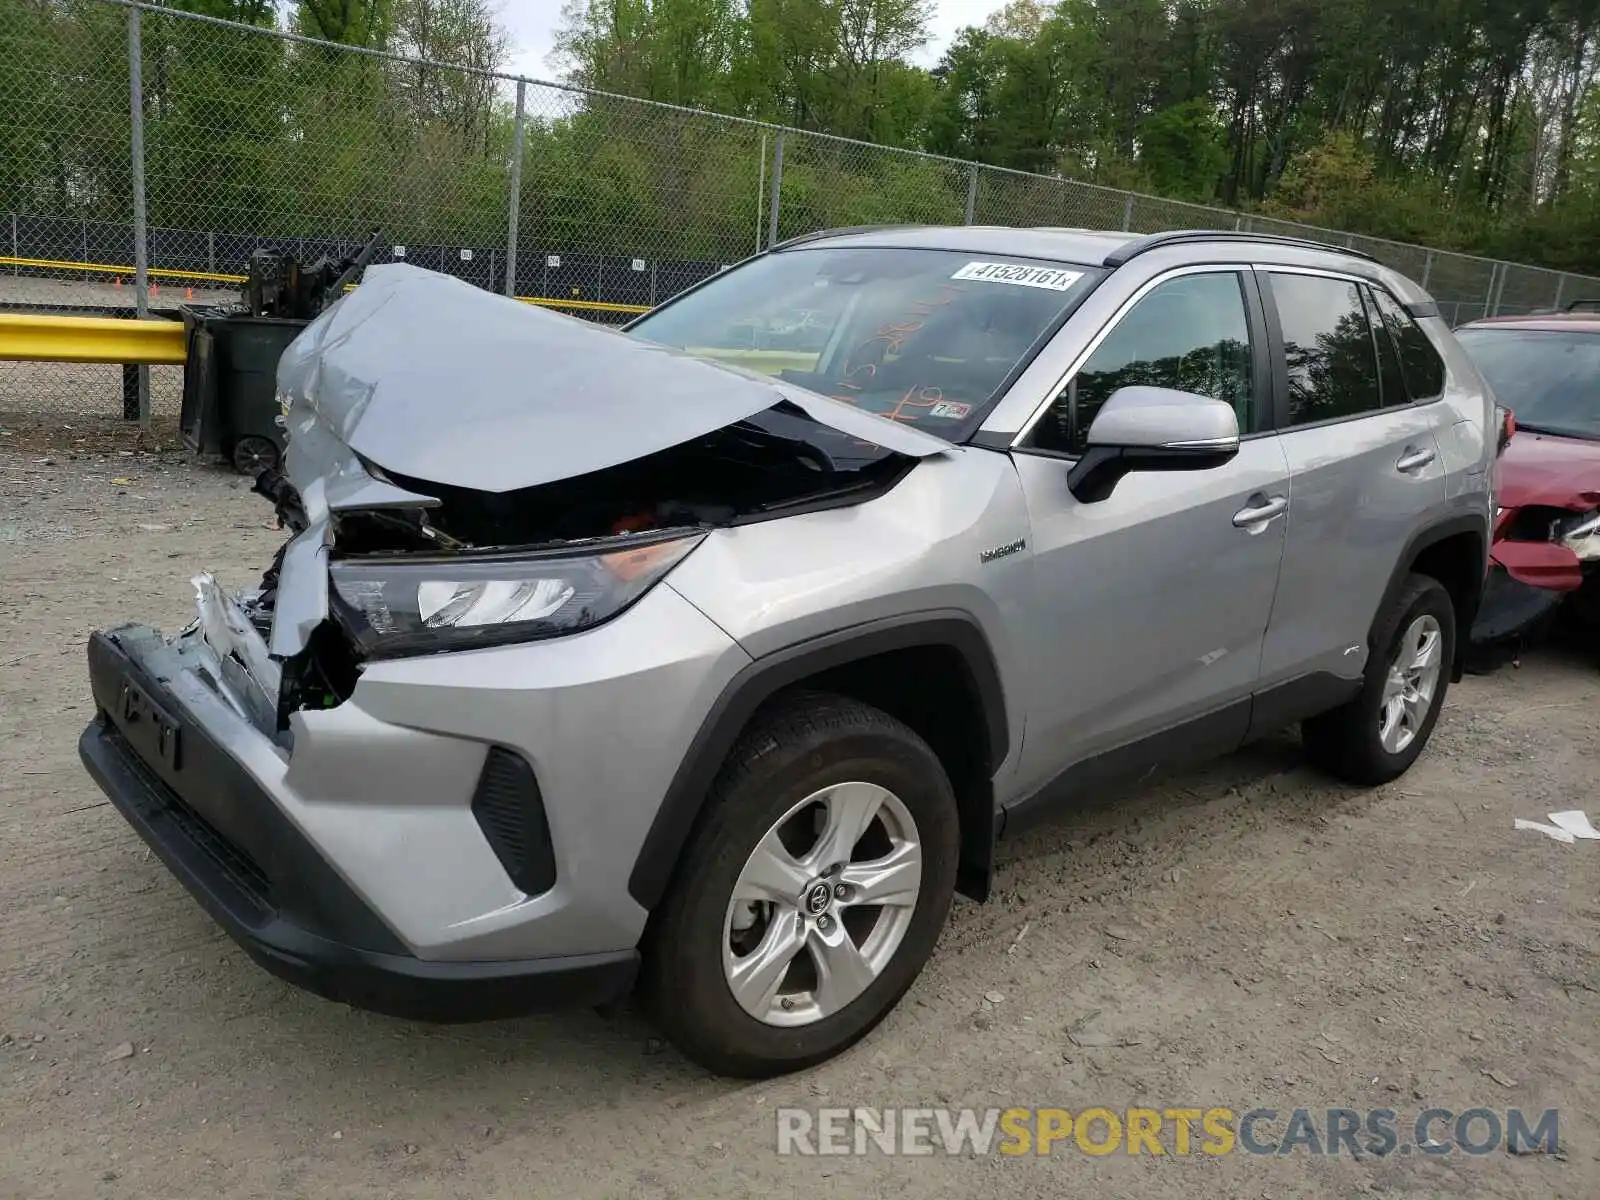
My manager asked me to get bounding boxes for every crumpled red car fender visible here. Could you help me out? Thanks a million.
[1489,539,1586,591]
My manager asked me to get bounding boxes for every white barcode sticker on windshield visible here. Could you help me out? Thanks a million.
[951,261,1083,291]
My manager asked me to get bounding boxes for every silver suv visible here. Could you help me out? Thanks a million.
[79,227,1494,1078]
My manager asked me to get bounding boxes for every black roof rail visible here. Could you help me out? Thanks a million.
[1102,229,1381,269]
[770,224,927,251]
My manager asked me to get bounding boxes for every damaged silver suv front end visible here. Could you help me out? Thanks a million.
[76,262,953,1020]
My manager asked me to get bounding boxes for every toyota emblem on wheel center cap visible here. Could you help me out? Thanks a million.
[805,882,833,916]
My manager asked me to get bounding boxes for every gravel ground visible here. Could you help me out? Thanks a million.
[1,448,1597,1200]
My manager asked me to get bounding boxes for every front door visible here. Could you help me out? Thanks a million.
[1008,268,1291,799]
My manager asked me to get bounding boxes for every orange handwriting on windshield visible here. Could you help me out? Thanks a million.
[840,284,966,382]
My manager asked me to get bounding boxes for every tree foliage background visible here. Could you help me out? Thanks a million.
[558,0,1600,273]
[2,0,1598,277]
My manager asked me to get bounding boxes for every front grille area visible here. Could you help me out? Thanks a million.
[104,723,275,917]
[470,747,557,897]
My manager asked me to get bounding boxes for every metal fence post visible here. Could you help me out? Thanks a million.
[207,230,215,275]
[755,133,767,253]
[1490,263,1506,317]
[127,4,150,431]
[965,166,978,225]
[1553,273,1566,312]
[767,131,784,249]
[122,365,139,420]
[505,78,525,297]
[1121,193,1134,232]
[1421,251,1434,292]
[10,213,16,276]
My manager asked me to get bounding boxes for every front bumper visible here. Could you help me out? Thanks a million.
[80,628,638,1020]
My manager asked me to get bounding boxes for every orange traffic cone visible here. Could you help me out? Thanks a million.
[114,276,121,288]
[185,287,193,300]
[150,283,158,297]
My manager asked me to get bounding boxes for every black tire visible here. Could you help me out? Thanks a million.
[1302,573,1456,785]
[641,693,960,1078]
[230,435,280,477]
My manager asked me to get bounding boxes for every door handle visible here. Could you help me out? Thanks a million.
[1232,495,1288,528]
[1396,445,1437,473]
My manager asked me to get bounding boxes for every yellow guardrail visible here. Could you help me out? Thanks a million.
[0,254,248,285]
[0,255,652,367]
[0,312,187,364]
[1,254,653,314]
[526,295,648,314]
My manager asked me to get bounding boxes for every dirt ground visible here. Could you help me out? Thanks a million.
[1,444,1596,1200]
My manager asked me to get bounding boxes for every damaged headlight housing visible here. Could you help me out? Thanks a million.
[329,533,703,656]
[1554,509,1600,560]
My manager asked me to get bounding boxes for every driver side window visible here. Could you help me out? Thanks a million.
[1029,272,1256,455]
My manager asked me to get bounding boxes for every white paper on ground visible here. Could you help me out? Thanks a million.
[1514,818,1577,843]
[1547,810,1600,839]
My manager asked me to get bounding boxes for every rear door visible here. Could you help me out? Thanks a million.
[1256,268,1450,689]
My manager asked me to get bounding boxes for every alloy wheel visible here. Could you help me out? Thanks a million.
[1378,613,1443,754]
[722,782,922,1027]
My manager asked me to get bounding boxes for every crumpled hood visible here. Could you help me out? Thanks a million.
[1496,431,1600,511]
[276,262,949,493]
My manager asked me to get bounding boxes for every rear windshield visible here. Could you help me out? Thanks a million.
[627,247,1101,442]
[1454,327,1600,441]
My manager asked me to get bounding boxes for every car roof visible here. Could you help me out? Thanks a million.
[1458,313,1600,333]
[776,224,1379,273]
[780,224,1131,266]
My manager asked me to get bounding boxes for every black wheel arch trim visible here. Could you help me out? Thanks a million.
[627,610,1010,910]
[1380,512,1489,680]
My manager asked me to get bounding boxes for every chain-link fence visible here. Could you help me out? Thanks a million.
[3,0,1598,443]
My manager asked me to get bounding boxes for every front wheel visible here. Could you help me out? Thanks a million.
[1303,573,1456,785]
[641,694,960,1078]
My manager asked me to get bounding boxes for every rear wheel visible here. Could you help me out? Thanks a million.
[642,694,959,1078]
[1303,574,1455,785]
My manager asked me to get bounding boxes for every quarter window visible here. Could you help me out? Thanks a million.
[1268,273,1383,426]
[1370,287,1446,401]
[1364,286,1408,407]
[1028,272,1255,455]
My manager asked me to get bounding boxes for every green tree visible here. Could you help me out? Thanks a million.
[1138,99,1227,201]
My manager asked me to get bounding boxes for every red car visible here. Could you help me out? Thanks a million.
[1454,313,1600,654]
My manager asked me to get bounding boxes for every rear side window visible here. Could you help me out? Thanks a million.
[1267,273,1382,425]
[1370,288,1445,401]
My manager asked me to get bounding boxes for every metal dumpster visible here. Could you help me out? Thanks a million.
[178,228,384,474]
[178,307,306,473]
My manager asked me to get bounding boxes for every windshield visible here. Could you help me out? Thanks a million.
[626,247,1100,442]
[1455,327,1600,441]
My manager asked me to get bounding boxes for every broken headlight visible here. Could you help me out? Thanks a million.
[1554,509,1600,561]
[329,533,703,656]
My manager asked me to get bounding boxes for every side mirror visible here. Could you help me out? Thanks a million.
[1066,386,1241,503]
